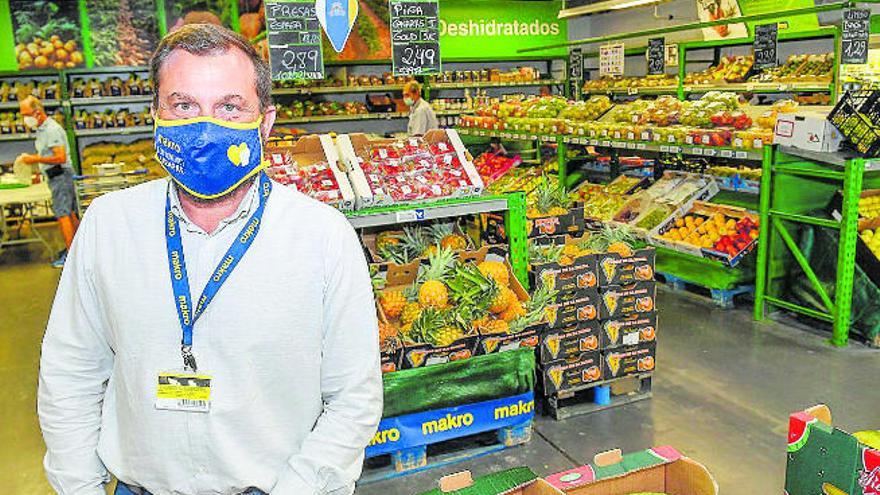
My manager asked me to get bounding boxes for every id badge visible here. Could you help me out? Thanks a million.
[155,371,212,413]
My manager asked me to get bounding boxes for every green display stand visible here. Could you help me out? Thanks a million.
[382,348,536,419]
[655,247,754,291]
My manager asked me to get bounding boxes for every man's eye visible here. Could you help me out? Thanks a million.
[175,103,191,111]
[223,104,238,112]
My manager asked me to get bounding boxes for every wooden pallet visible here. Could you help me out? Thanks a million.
[543,373,653,421]
[359,421,533,484]
[656,271,754,309]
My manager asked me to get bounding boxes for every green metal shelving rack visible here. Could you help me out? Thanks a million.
[754,145,880,346]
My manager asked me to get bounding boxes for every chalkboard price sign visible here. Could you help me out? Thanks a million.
[390,0,441,76]
[265,0,325,81]
[753,23,778,69]
[842,8,870,65]
[647,37,665,75]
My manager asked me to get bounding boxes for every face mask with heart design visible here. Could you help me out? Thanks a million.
[154,116,266,199]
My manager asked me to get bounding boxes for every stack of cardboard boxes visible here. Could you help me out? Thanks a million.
[531,235,658,406]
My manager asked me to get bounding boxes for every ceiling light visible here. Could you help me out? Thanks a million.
[558,0,664,18]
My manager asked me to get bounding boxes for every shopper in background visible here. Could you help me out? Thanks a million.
[17,94,78,268]
[38,24,382,495]
[404,80,439,136]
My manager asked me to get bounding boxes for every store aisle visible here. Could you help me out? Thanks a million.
[2,256,877,495]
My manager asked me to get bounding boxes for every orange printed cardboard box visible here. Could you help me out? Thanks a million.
[540,351,603,396]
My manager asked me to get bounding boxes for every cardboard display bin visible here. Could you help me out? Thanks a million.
[545,446,718,495]
[419,467,565,495]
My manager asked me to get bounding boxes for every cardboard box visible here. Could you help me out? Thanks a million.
[265,134,356,210]
[650,201,759,268]
[786,404,880,495]
[530,234,599,294]
[601,341,656,380]
[856,217,880,288]
[594,247,656,287]
[420,467,565,495]
[477,324,543,356]
[775,111,843,152]
[337,129,484,209]
[540,351,603,396]
[545,446,718,495]
[538,322,602,363]
[600,312,658,349]
[526,205,587,238]
[545,288,604,329]
[380,341,403,374]
[599,281,657,319]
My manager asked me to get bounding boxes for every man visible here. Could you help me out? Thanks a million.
[18,95,78,267]
[403,80,438,136]
[38,24,383,495]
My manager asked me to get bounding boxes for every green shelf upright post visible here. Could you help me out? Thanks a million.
[754,145,773,320]
[78,0,95,68]
[557,136,568,190]
[504,192,529,289]
[832,158,865,346]
[677,44,687,101]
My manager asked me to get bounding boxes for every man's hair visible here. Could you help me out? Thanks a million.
[404,81,422,96]
[150,23,272,110]
[20,95,43,113]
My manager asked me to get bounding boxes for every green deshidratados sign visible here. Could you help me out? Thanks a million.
[438,0,567,59]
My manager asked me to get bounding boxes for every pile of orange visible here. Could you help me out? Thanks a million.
[15,35,84,70]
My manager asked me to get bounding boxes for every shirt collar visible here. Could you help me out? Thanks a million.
[167,178,260,237]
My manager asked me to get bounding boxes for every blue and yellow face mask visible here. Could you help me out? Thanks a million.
[154,116,267,200]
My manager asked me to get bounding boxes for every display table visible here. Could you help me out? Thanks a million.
[0,181,54,257]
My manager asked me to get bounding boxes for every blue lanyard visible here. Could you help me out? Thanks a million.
[165,173,272,371]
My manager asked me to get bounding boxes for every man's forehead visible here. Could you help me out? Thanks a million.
[159,48,257,87]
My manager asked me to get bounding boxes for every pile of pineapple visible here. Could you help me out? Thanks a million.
[376,223,468,264]
[378,248,556,351]
[526,175,572,219]
[529,225,637,267]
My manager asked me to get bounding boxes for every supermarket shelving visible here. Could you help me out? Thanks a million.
[0,99,61,110]
[754,146,880,347]
[0,133,35,142]
[430,79,565,90]
[69,95,153,106]
[275,112,408,125]
[74,125,153,137]
[273,84,406,96]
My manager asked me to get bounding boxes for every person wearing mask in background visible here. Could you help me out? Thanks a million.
[403,80,438,136]
[17,95,78,268]
[38,24,382,495]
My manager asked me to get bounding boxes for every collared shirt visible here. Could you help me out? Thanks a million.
[38,177,383,495]
[407,98,439,136]
[34,117,72,173]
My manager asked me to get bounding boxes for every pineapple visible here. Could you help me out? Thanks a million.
[427,222,468,251]
[509,283,559,334]
[489,286,516,314]
[500,300,526,322]
[401,226,432,259]
[429,326,464,347]
[409,307,463,347]
[418,247,455,308]
[587,224,636,256]
[482,319,510,335]
[376,231,401,252]
[400,301,422,324]
[379,321,399,342]
[379,290,406,319]
[477,260,509,287]
[527,176,570,218]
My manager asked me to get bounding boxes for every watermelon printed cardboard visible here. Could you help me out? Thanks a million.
[545,446,718,495]
[594,247,656,287]
[601,341,657,380]
[540,351,603,396]
[785,404,880,495]
[599,281,657,320]
[420,467,565,495]
[538,322,602,363]
[600,313,658,349]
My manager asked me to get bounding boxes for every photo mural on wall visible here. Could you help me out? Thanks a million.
[237,0,391,62]
[88,0,160,67]
[11,0,84,71]
[165,0,236,31]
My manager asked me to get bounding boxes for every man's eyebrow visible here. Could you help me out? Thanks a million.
[216,94,247,105]
[167,92,196,102]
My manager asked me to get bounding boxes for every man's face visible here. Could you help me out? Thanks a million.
[19,98,42,121]
[154,47,275,139]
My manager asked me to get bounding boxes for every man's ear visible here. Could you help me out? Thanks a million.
[260,105,277,141]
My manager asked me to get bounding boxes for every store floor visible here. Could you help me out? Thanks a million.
[2,232,877,495]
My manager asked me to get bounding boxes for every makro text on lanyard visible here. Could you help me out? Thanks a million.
[165,173,272,371]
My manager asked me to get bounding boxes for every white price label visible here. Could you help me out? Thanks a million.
[641,132,650,141]
[637,143,647,150]
[590,139,599,146]
[613,141,625,148]
[735,151,748,159]
[704,148,717,156]
[660,145,670,152]
[601,140,611,147]
[720,150,733,158]
[396,210,418,222]
[627,142,637,149]
[692,147,704,155]
[627,132,636,140]
[623,332,639,346]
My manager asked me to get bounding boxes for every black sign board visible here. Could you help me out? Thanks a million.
[390,0,441,76]
[842,8,870,65]
[753,23,778,69]
[569,48,583,99]
[265,0,324,81]
[647,37,665,75]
